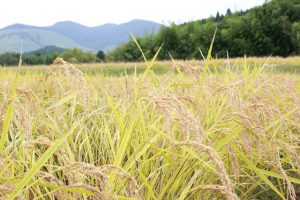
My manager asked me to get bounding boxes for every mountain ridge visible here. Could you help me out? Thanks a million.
[0,19,162,53]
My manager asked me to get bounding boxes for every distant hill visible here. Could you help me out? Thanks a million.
[25,45,65,55]
[46,19,161,51]
[0,19,162,53]
[0,28,86,54]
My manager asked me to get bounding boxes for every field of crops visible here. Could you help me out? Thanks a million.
[0,55,300,199]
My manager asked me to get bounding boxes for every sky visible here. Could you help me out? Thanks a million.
[0,0,266,28]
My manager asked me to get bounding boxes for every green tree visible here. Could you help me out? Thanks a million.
[216,12,221,21]
[61,48,98,63]
[226,8,232,16]
[156,24,179,59]
[292,22,300,54]
[96,50,106,62]
[0,53,20,66]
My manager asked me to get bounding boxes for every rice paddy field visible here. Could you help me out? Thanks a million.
[0,55,300,199]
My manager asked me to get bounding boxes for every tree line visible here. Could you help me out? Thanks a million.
[107,0,300,61]
[0,48,106,66]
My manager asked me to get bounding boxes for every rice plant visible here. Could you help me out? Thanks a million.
[0,46,300,199]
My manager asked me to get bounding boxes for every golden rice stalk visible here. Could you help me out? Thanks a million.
[175,141,239,200]
[45,57,89,107]
[148,90,209,143]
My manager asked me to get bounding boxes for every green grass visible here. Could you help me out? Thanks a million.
[0,54,300,199]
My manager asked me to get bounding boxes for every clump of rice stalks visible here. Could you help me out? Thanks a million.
[138,51,300,199]
[171,61,203,79]
[175,141,240,200]
[0,49,300,200]
[147,90,209,143]
[64,163,140,198]
[45,57,89,107]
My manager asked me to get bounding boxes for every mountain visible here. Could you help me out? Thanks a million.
[0,28,86,54]
[46,19,161,51]
[2,23,38,30]
[0,19,162,54]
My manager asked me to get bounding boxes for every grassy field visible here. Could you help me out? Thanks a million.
[0,55,300,199]
[4,56,300,76]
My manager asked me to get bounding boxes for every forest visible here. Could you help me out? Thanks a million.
[107,0,300,61]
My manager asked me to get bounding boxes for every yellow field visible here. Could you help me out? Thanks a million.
[0,56,300,199]
[3,55,300,70]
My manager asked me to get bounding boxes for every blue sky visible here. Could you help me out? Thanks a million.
[0,0,266,28]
